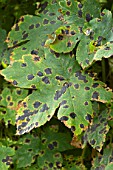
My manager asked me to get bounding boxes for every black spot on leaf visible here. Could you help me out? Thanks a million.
[21,63,27,67]
[13,41,18,45]
[7,96,11,101]
[60,116,68,121]
[84,101,88,105]
[67,41,72,47]
[63,105,69,108]
[33,101,41,108]
[104,46,110,50]
[56,76,65,81]
[27,74,35,80]
[35,23,40,28]
[70,31,76,35]
[49,163,53,168]
[31,50,38,55]
[53,141,57,147]
[67,1,71,6]
[31,85,36,89]
[35,122,38,126]
[29,24,34,29]
[49,12,55,16]
[33,56,40,61]
[80,124,84,128]
[0,96,2,101]
[78,10,82,18]
[15,24,19,31]
[12,80,18,85]
[40,104,49,112]
[9,102,13,106]
[92,83,99,88]
[42,77,50,84]
[86,13,92,22]
[66,11,70,16]
[92,91,99,100]
[65,29,69,34]
[60,100,67,106]
[50,20,56,24]
[48,143,54,150]
[70,112,76,119]
[44,68,52,74]
[58,35,63,40]
[71,126,76,132]
[22,47,26,50]
[74,84,79,89]
[90,139,96,145]
[37,71,43,77]
[43,19,49,24]
[85,59,89,64]
[78,3,83,8]
[85,114,92,123]
[16,90,21,95]
[22,33,28,40]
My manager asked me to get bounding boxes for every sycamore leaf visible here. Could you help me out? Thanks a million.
[48,24,82,53]
[0,145,15,170]
[82,108,110,152]
[1,48,112,135]
[0,87,28,125]
[13,134,40,168]
[6,1,64,62]
[91,145,113,170]
[13,125,73,169]
[63,154,86,170]
[37,125,73,169]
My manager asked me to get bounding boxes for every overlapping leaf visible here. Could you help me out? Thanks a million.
[13,125,73,169]
[0,145,15,170]
[0,28,7,64]
[63,154,86,170]
[0,87,28,125]
[82,108,110,152]
[91,146,113,170]
[6,0,64,62]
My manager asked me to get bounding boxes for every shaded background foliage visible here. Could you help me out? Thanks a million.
[0,0,113,170]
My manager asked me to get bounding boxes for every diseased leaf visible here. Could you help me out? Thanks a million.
[0,87,28,125]
[48,25,82,53]
[37,125,73,169]
[63,154,86,170]
[82,108,110,152]
[77,9,113,68]
[6,1,64,62]
[13,125,73,169]
[91,146,113,170]
[82,0,101,20]
[13,134,40,168]
[0,145,15,170]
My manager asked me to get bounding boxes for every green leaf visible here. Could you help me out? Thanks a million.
[37,125,73,169]
[13,134,40,168]
[77,9,113,68]
[6,1,64,62]
[91,146,113,170]
[48,24,82,53]
[82,108,110,151]
[1,48,112,135]
[82,0,101,19]
[0,145,15,170]
[63,154,86,170]
[0,87,28,125]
